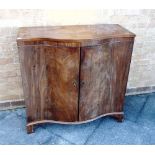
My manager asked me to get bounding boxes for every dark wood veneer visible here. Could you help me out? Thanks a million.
[17,24,135,133]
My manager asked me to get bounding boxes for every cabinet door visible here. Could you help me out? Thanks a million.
[79,39,134,121]
[79,43,112,121]
[19,45,80,123]
[45,46,80,122]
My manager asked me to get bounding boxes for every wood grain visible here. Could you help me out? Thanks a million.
[79,43,112,121]
[79,38,134,121]
[18,45,47,123]
[18,44,80,125]
[45,46,80,122]
[17,24,135,133]
[17,24,135,47]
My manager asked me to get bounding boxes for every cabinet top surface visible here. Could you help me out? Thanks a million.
[17,24,135,42]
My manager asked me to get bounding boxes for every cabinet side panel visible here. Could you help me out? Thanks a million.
[45,46,80,122]
[110,39,134,113]
[18,45,48,123]
[79,44,112,121]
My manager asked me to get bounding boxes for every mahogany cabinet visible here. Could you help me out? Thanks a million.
[17,24,135,133]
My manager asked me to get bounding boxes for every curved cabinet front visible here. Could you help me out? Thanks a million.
[79,39,134,121]
[18,44,80,124]
[17,25,135,134]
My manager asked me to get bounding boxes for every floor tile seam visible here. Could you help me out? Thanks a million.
[41,126,76,144]
[16,115,26,119]
[135,95,150,123]
[40,135,56,145]
[14,110,26,119]
[84,119,103,145]
[0,111,14,120]
[0,116,7,121]
[50,132,75,145]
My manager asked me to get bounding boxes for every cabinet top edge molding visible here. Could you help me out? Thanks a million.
[17,24,135,45]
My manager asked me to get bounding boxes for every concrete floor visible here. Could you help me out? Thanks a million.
[0,93,155,144]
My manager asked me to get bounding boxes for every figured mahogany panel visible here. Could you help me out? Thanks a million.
[79,38,134,121]
[18,45,48,123]
[18,45,80,123]
[45,46,80,122]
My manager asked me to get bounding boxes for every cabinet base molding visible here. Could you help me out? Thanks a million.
[26,112,124,134]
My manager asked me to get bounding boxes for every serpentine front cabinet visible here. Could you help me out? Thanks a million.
[17,24,135,133]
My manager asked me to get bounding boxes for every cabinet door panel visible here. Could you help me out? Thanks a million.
[19,45,80,123]
[79,44,112,121]
[45,46,80,122]
[19,45,48,123]
[79,40,134,121]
